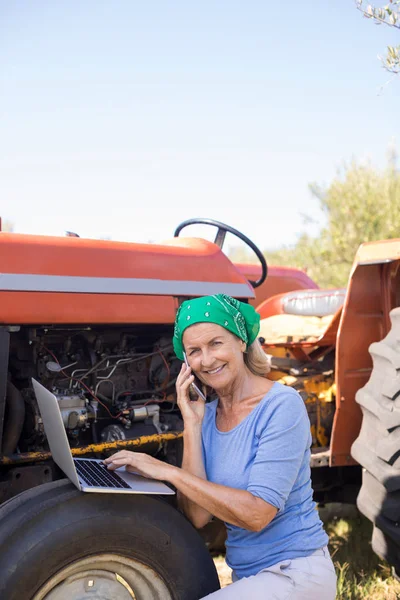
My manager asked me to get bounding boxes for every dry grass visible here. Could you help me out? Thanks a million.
[327,513,400,600]
[212,507,400,599]
[212,555,232,589]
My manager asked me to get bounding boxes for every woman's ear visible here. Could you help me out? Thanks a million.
[241,341,247,353]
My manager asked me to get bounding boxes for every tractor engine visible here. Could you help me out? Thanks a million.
[7,325,184,456]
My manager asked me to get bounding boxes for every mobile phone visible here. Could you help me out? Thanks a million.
[183,352,207,401]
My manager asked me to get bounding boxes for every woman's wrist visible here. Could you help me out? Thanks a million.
[166,464,182,487]
[183,422,203,438]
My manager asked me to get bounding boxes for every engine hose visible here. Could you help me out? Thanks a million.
[0,430,183,465]
[1,382,26,455]
[115,377,178,402]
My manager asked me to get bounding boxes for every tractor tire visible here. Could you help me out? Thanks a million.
[0,479,220,600]
[351,306,400,574]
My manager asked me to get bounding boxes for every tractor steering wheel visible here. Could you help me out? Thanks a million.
[174,218,268,288]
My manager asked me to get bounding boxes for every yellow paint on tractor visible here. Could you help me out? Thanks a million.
[0,430,183,465]
[276,372,336,449]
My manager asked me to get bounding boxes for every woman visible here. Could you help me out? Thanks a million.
[105,294,337,599]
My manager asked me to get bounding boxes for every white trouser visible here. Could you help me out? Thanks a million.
[201,546,337,600]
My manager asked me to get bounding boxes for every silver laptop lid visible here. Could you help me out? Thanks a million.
[32,379,80,489]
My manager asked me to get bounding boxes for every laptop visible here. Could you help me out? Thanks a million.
[32,379,175,495]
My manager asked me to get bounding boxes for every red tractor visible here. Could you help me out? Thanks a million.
[258,238,400,577]
[0,218,398,598]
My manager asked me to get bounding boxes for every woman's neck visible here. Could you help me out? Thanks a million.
[216,370,266,411]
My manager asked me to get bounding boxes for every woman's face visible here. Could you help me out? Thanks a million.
[182,322,246,390]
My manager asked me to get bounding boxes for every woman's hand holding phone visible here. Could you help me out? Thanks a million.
[176,356,206,427]
[183,352,207,402]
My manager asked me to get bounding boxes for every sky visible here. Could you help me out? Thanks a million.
[0,1,399,254]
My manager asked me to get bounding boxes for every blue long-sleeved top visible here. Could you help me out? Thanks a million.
[201,382,328,579]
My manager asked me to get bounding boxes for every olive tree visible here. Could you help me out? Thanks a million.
[262,153,400,288]
[356,1,400,74]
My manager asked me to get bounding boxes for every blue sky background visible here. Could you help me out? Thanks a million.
[0,1,398,253]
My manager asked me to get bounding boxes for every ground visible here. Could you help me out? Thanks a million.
[212,505,400,599]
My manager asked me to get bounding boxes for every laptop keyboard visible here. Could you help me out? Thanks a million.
[75,459,131,489]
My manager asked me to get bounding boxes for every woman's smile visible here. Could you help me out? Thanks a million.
[204,364,226,376]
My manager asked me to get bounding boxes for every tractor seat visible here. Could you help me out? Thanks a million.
[257,288,346,346]
[279,288,346,317]
[257,288,346,319]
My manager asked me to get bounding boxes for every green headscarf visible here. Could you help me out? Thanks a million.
[173,294,260,360]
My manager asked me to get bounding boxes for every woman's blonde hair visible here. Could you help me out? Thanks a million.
[244,338,271,377]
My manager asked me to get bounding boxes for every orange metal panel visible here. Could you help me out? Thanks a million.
[0,233,249,284]
[235,264,318,307]
[355,238,400,264]
[0,233,255,323]
[331,258,400,466]
[0,292,178,324]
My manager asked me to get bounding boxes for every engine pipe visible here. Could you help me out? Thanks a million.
[0,430,183,465]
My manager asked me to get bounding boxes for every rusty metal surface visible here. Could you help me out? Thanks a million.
[0,430,183,465]
[259,307,342,349]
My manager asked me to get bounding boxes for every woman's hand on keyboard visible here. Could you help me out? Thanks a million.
[104,451,175,481]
